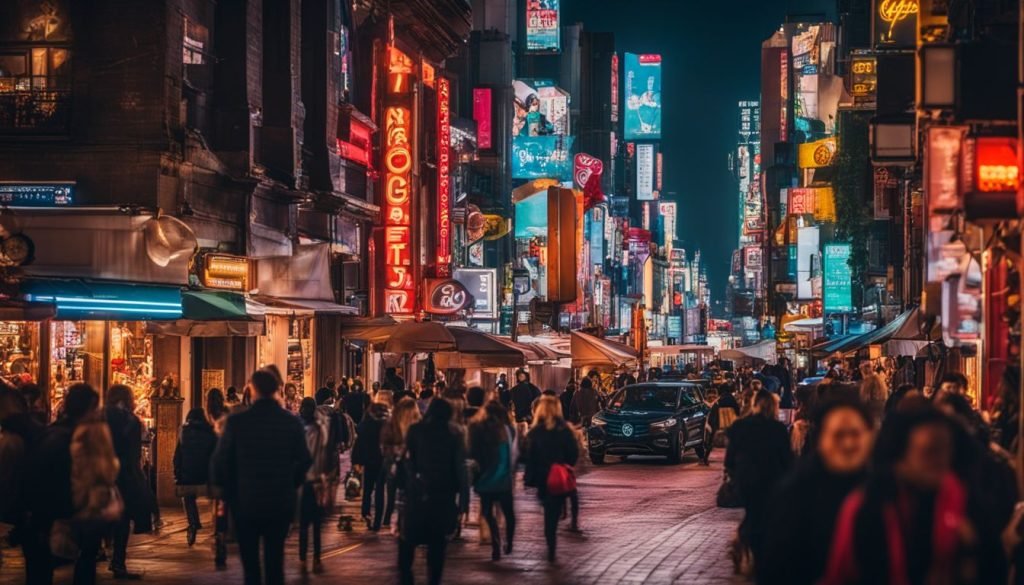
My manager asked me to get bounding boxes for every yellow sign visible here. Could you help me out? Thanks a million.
[798,137,838,168]
[203,254,250,291]
[878,0,918,39]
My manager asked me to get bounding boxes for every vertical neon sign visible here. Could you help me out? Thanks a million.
[436,76,452,277]
[382,47,416,315]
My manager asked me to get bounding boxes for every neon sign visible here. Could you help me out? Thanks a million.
[878,0,918,37]
[975,137,1019,193]
[436,76,452,277]
[875,0,918,47]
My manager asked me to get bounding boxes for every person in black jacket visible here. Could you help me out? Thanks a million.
[173,407,217,546]
[351,401,388,530]
[510,369,541,423]
[342,381,370,424]
[524,395,579,562]
[23,383,99,585]
[210,370,312,585]
[757,399,874,585]
[104,384,152,579]
[399,398,466,585]
[469,401,517,560]
[725,389,794,573]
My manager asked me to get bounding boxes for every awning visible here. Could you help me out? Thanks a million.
[720,340,777,363]
[784,317,823,332]
[339,316,399,344]
[21,279,183,321]
[570,331,638,368]
[884,307,939,356]
[254,296,359,315]
[384,321,457,353]
[145,290,266,337]
[811,308,918,357]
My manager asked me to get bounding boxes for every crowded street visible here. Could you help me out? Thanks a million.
[1,451,742,585]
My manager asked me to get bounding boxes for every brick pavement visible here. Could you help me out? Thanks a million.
[1,451,746,585]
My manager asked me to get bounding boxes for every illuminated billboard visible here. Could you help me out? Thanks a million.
[873,0,918,49]
[526,0,560,53]
[512,136,574,180]
[513,79,569,137]
[823,243,853,313]
[514,191,548,238]
[624,53,662,141]
[436,76,452,277]
[796,226,820,300]
[636,143,655,200]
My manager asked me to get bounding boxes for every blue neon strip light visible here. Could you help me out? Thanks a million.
[23,281,184,320]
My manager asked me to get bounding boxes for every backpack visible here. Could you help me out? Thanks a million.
[474,428,513,494]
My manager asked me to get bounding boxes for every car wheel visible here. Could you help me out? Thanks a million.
[590,450,606,465]
[668,430,685,464]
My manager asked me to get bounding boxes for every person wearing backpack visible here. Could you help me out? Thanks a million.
[313,388,348,517]
[469,402,517,561]
[524,395,579,563]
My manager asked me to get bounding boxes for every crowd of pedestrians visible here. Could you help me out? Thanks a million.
[712,357,1024,585]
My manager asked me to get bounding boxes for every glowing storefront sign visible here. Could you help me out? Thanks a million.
[975,137,1018,193]
[436,76,452,276]
[874,0,918,48]
[381,47,416,315]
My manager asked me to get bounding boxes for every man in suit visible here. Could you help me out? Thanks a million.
[211,369,311,585]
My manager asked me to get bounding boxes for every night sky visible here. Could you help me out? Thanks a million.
[562,0,834,298]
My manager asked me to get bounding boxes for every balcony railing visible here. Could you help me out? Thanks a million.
[0,89,72,134]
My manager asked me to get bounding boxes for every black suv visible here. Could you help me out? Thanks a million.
[586,382,708,464]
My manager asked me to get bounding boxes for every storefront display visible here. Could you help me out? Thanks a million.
[259,314,313,397]
[49,321,104,417]
[0,321,39,385]
[109,321,155,421]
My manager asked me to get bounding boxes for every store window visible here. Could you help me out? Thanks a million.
[0,321,39,384]
[49,321,103,417]
[109,321,155,422]
[259,315,313,402]
[0,46,71,132]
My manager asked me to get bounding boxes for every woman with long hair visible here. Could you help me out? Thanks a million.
[524,395,578,562]
[173,407,217,547]
[469,401,517,560]
[380,397,421,529]
[204,388,230,569]
[298,397,328,574]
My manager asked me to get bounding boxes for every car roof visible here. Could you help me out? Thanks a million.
[618,381,704,391]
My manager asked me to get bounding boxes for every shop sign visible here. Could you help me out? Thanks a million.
[743,246,762,271]
[667,315,683,339]
[425,279,472,314]
[472,88,492,149]
[874,0,919,49]
[526,0,560,52]
[823,243,853,314]
[972,137,1018,193]
[874,167,898,219]
[202,254,250,291]
[798,137,838,168]
[454,268,497,319]
[512,136,574,180]
[779,52,788,140]
[925,126,966,213]
[610,53,619,123]
[636,143,655,200]
[381,46,416,315]
[0,183,74,206]
[573,153,604,190]
[850,56,877,109]
[436,76,452,277]
[788,187,816,215]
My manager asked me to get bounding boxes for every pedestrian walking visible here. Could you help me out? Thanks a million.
[1,384,43,584]
[495,374,510,409]
[204,388,230,569]
[298,397,329,574]
[351,399,388,530]
[469,401,517,561]
[282,383,301,413]
[524,395,579,562]
[757,399,874,585]
[380,397,421,530]
[705,382,739,464]
[820,407,985,585]
[724,389,793,575]
[210,369,312,585]
[464,386,486,421]
[559,380,578,424]
[342,379,371,424]
[382,367,406,393]
[510,369,541,424]
[570,377,602,427]
[104,384,152,579]
[173,407,217,547]
[398,398,465,585]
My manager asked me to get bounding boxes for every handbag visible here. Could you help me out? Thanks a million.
[716,470,743,508]
[545,463,576,496]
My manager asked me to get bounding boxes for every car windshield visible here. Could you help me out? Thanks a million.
[610,386,678,411]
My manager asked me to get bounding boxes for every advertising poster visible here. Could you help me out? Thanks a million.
[636,143,655,200]
[796,226,820,300]
[514,191,548,238]
[526,0,560,52]
[624,53,662,140]
[513,79,569,137]
[823,243,853,313]
[611,53,620,123]
[512,136,574,180]
[472,88,492,149]
[659,201,676,250]
[874,167,898,219]
[791,25,821,122]
[453,268,498,319]
[798,137,838,168]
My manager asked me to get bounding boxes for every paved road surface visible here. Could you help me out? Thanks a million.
[1,451,744,584]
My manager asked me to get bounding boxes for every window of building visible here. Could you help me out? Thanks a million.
[183,17,208,65]
[0,46,71,132]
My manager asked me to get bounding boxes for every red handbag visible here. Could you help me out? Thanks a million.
[546,463,577,496]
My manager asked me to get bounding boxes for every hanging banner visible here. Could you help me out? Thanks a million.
[436,76,452,277]
[472,88,493,149]
[925,126,966,213]
[798,137,838,168]
[636,143,655,200]
[526,0,560,53]
[624,53,662,140]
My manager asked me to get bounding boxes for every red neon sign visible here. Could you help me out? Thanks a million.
[975,137,1018,193]
[472,88,492,149]
[436,77,452,277]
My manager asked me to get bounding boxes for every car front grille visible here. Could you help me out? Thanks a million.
[605,421,650,438]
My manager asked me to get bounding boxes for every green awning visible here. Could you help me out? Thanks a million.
[182,290,250,320]
[145,290,266,337]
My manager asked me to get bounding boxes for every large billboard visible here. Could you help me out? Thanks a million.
[823,243,853,314]
[636,143,655,200]
[513,79,569,137]
[796,226,820,300]
[526,0,560,53]
[512,136,574,180]
[624,53,662,141]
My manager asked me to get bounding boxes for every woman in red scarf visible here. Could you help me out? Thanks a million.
[821,407,982,585]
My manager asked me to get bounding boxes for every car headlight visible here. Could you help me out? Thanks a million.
[650,417,677,430]
[591,415,607,427]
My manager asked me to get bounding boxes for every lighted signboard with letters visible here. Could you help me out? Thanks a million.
[454,268,498,319]
[436,76,452,277]
[624,53,662,141]
[636,143,655,200]
[526,0,560,52]
[512,136,574,180]
[873,0,918,49]
[823,244,853,314]
[473,88,492,150]
[381,47,416,315]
